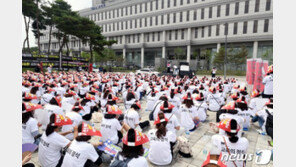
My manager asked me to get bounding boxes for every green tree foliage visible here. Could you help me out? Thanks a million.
[173,47,186,62]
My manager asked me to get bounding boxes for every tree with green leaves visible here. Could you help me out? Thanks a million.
[173,47,186,63]
[22,0,39,53]
[41,1,55,55]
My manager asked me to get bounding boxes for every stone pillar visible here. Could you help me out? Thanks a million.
[253,41,258,58]
[162,31,166,59]
[217,43,221,52]
[141,47,144,68]
[187,45,191,62]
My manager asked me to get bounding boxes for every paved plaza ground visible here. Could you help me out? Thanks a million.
[28,75,273,167]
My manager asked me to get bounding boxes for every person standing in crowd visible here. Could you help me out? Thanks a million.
[262,65,273,98]
[47,65,52,74]
[167,61,171,73]
[211,67,217,78]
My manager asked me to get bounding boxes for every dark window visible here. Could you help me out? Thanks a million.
[130,6,132,15]
[226,4,230,16]
[145,3,147,12]
[133,35,135,43]
[167,14,170,24]
[140,4,142,13]
[130,20,132,29]
[235,2,239,15]
[181,0,183,5]
[161,15,164,25]
[135,19,137,28]
[253,20,258,33]
[173,13,176,23]
[168,0,170,8]
[180,12,183,22]
[113,23,115,30]
[194,11,197,20]
[201,27,204,37]
[145,18,147,27]
[187,11,190,21]
[109,11,111,19]
[150,17,153,26]
[135,5,137,14]
[156,0,158,10]
[161,0,164,9]
[233,22,238,34]
[266,0,271,11]
[264,19,269,32]
[201,8,204,19]
[156,16,158,25]
[158,32,161,41]
[125,21,128,29]
[224,23,228,35]
[174,0,177,6]
[195,28,198,38]
[208,26,211,37]
[169,30,172,40]
[181,29,185,39]
[175,30,178,40]
[113,10,115,18]
[187,0,190,4]
[105,12,107,19]
[147,34,149,42]
[126,7,128,15]
[121,22,123,30]
[152,32,155,41]
[117,22,119,30]
[216,24,220,36]
[195,0,197,2]
[209,7,212,18]
[138,34,140,43]
[243,21,248,34]
[150,1,153,11]
[245,1,249,13]
[117,9,119,17]
[140,19,142,27]
[217,5,221,17]
[121,8,123,16]
[255,0,260,12]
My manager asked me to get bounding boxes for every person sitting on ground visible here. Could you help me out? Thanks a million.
[110,129,149,167]
[124,100,150,131]
[148,112,175,166]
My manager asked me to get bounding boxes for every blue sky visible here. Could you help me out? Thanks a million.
[22,0,92,47]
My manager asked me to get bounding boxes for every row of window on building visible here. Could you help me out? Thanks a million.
[99,1,272,33]
[87,0,271,22]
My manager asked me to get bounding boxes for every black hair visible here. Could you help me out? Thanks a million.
[159,96,168,101]
[45,114,58,136]
[156,113,167,139]
[236,96,248,111]
[72,102,82,112]
[170,89,175,99]
[267,99,273,109]
[30,87,39,95]
[49,97,59,106]
[226,119,239,143]
[22,103,34,124]
[162,101,172,113]
[75,123,91,142]
[103,90,110,99]
[192,89,199,94]
[183,93,194,108]
[197,93,205,101]
[120,129,144,158]
[107,94,116,105]
[81,99,90,106]
[126,92,136,101]
[104,114,116,119]
[131,103,140,111]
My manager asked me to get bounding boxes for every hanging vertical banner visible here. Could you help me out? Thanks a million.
[253,59,269,92]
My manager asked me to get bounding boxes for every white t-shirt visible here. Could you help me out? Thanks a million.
[207,93,221,111]
[61,140,99,167]
[22,117,39,144]
[61,111,83,140]
[148,129,174,166]
[38,132,70,167]
[146,96,158,111]
[212,134,249,167]
[262,74,273,95]
[178,105,195,130]
[124,108,140,129]
[41,93,54,105]
[194,101,208,121]
[124,99,136,111]
[116,155,149,167]
[100,118,122,144]
[164,113,180,142]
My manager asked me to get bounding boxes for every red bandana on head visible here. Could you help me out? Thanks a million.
[107,105,122,115]
[221,101,236,110]
[51,114,72,126]
[160,103,175,111]
[201,153,227,167]
[122,129,149,146]
[251,89,260,98]
[55,96,62,107]
[154,115,169,125]
[23,102,42,113]
[85,93,95,100]
[218,118,240,133]
[78,122,102,136]
[24,93,37,100]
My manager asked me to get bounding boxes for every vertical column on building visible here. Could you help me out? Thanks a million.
[141,33,145,68]
[122,35,126,66]
[253,41,258,58]
[162,30,166,59]
[187,28,192,62]
[217,43,221,52]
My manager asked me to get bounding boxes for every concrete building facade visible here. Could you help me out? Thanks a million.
[39,0,273,68]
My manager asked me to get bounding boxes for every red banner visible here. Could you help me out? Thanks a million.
[253,60,269,92]
[246,59,256,85]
